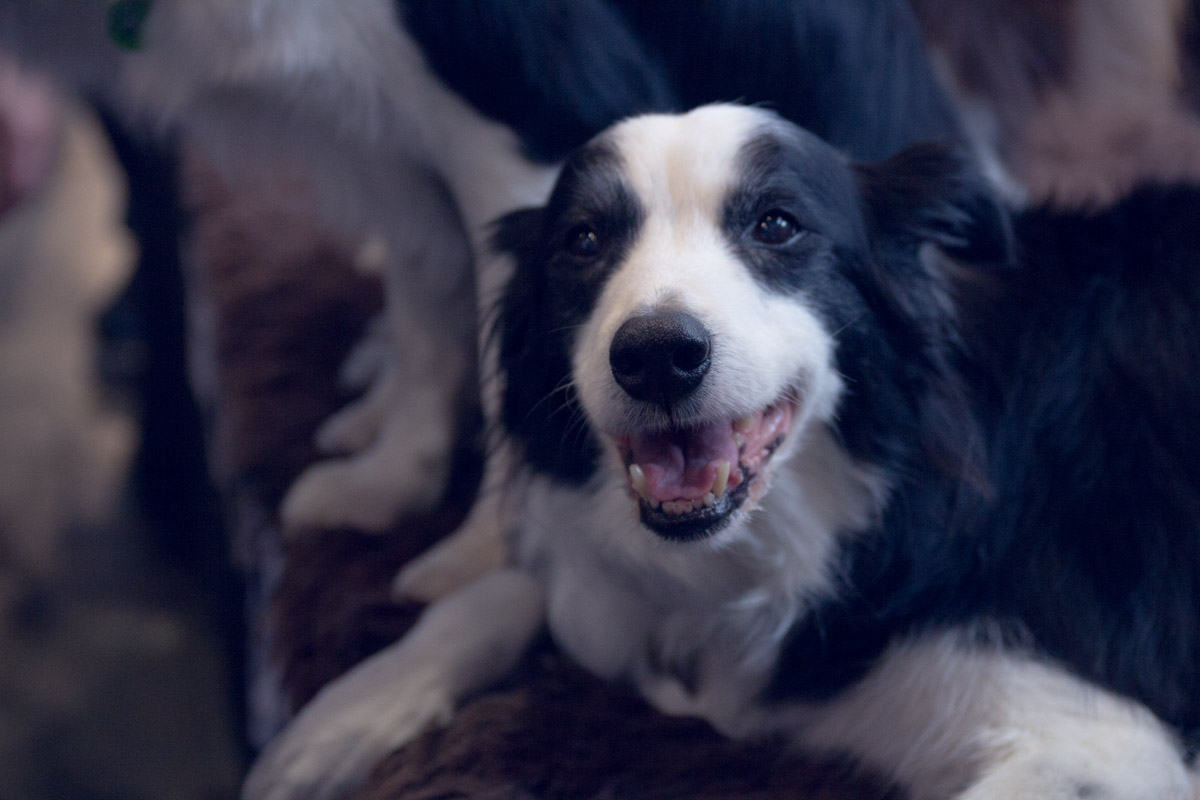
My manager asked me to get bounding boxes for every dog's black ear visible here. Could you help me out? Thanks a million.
[492,208,599,483]
[849,144,1002,492]
[855,143,1012,266]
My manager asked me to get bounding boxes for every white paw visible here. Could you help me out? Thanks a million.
[312,369,397,456]
[281,375,457,533]
[391,495,507,602]
[242,661,453,800]
[279,440,448,533]
[336,315,389,392]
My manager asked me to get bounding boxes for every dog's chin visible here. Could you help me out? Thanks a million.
[613,396,797,542]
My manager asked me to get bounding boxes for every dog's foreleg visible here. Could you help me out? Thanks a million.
[280,166,475,533]
[388,83,561,599]
[391,443,515,601]
[242,568,545,800]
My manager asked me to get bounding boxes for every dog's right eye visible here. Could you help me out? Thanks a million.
[566,225,601,259]
[752,211,802,245]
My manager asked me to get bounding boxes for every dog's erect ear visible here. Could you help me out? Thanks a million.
[492,208,599,484]
[855,143,1012,266]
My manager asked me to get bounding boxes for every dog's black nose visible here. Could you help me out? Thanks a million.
[610,310,712,406]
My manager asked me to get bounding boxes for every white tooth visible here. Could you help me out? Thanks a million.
[713,460,730,498]
[733,432,746,448]
[629,463,647,497]
[704,492,715,507]
[734,414,756,433]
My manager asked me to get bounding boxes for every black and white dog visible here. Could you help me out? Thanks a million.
[248,104,1200,799]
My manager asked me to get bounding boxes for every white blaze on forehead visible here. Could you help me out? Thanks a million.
[572,104,843,434]
[607,104,771,226]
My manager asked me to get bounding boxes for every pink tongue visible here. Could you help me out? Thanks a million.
[629,420,739,502]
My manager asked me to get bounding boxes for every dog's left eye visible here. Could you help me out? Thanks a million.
[566,225,601,259]
[753,211,802,245]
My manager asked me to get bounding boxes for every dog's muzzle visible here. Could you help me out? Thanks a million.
[603,309,797,540]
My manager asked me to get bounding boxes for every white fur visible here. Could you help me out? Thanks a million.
[518,421,887,728]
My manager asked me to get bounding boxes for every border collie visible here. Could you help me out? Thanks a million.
[246,104,1200,800]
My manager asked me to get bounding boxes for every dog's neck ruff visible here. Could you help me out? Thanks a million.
[517,421,888,727]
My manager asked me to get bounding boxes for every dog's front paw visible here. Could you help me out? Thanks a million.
[242,667,454,800]
[279,439,449,533]
[312,374,394,456]
[391,490,507,602]
[312,321,394,456]
[281,305,466,533]
[280,382,455,532]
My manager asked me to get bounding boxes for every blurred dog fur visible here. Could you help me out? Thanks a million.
[912,0,1200,207]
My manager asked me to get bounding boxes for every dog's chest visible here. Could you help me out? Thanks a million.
[516,457,869,735]
[536,522,783,734]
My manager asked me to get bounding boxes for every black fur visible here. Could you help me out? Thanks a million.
[495,144,644,481]
[612,0,963,161]
[395,0,962,163]
[769,184,1200,756]
[394,0,678,163]
[722,129,1008,483]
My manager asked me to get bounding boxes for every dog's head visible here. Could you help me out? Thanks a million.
[496,104,1008,542]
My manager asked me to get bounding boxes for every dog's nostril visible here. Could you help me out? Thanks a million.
[672,339,709,372]
[609,310,712,406]
[611,348,643,379]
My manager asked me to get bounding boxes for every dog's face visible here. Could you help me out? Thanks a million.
[498,105,1007,542]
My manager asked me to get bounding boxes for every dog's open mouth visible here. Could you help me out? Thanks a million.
[616,399,796,540]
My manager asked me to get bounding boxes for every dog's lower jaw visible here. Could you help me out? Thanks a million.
[637,477,747,541]
[617,397,799,541]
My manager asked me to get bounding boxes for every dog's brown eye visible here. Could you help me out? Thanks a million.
[753,211,801,245]
[567,226,601,259]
